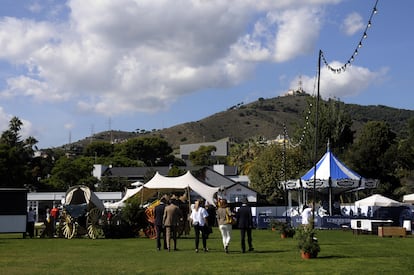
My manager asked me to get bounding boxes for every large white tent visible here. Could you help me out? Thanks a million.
[105,171,220,209]
[355,194,402,207]
[143,171,219,205]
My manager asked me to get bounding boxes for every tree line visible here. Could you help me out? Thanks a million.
[1,97,413,204]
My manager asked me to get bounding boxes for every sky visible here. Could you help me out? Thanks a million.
[0,0,412,149]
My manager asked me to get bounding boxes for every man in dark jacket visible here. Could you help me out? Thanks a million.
[236,198,254,253]
[154,197,167,251]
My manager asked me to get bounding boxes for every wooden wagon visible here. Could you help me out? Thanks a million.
[60,185,106,239]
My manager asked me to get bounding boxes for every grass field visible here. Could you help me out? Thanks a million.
[1,229,414,275]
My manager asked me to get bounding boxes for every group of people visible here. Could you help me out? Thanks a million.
[26,205,60,238]
[154,195,254,254]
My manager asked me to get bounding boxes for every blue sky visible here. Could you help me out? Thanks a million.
[0,0,412,149]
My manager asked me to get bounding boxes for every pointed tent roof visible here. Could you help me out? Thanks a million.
[301,147,361,182]
[298,145,378,191]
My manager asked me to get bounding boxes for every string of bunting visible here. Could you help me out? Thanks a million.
[282,0,379,148]
[280,1,379,179]
[321,0,379,73]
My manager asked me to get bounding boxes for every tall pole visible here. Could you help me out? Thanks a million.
[283,123,287,222]
[312,50,322,228]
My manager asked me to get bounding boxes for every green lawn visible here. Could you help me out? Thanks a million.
[1,229,413,275]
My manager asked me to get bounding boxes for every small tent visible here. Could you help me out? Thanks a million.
[355,194,402,207]
[403,193,414,204]
[301,147,364,190]
[284,144,378,215]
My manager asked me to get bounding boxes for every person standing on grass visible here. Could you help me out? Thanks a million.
[189,199,209,253]
[27,207,36,238]
[216,199,233,253]
[301,204,313,225]
[154,196,167,251]
[236,198,254,253]
[50,204,59,236]
[163,198,181,251]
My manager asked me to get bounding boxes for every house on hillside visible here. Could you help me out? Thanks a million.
[200,165,256,203]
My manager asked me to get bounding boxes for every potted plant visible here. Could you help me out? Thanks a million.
[269,220,295,238]
[296,223,320,259]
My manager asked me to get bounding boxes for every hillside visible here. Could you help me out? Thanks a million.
[71,95,414,150]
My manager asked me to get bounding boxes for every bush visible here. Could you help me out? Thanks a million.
[269,220,295,237]
[296,224,320,257]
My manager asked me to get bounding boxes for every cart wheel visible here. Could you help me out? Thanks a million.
[87,208,104,239]
[62,212,76,239]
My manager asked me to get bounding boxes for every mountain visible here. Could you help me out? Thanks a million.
[71,95,414,150]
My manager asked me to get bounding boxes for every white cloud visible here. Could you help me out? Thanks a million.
[272,8,322,62]
[341,12,364,36]
[231,7,322,63]
[0,0,344,117]
[290,62,387,99]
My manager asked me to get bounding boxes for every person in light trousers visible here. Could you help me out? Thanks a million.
[216,199,233,253]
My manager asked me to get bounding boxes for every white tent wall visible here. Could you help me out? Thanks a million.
[144,171,219,206]
[111,171,220,208]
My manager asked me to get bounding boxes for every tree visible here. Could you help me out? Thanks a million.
[168,165,186,176]
[346,121,398,197]
[228,138,265,175]
[189,145,216,166]
[98,176,130,192]
[42,156,98,190]
[83,141,114,158]
[298,98,354,166]
[394,118,414,196]
[0,117,38,188]
[249,144,305,204]
[117,137,173,166]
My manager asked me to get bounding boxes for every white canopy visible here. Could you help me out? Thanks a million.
[104,187,144,209]
[108,171,220,208]
[403,193,414,203]
[143,171,219,205]
[131,180,144,187]
[355,194,403,207]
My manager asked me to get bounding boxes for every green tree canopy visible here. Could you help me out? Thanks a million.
[189,145,216,166]
[117,137,173,166]
[298,98,354,166]
[346,121,398,197]
[83,141,114,158]
[249,144,305,204]
[0,117,38,188]
[42,156,98,190]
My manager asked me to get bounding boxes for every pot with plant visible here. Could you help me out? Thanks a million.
[269,220,295,238]
[296,223,320,259]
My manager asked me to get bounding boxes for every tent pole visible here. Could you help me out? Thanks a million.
[329,178,332,215]
[312,49,322,228]
[141,187,144,206]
